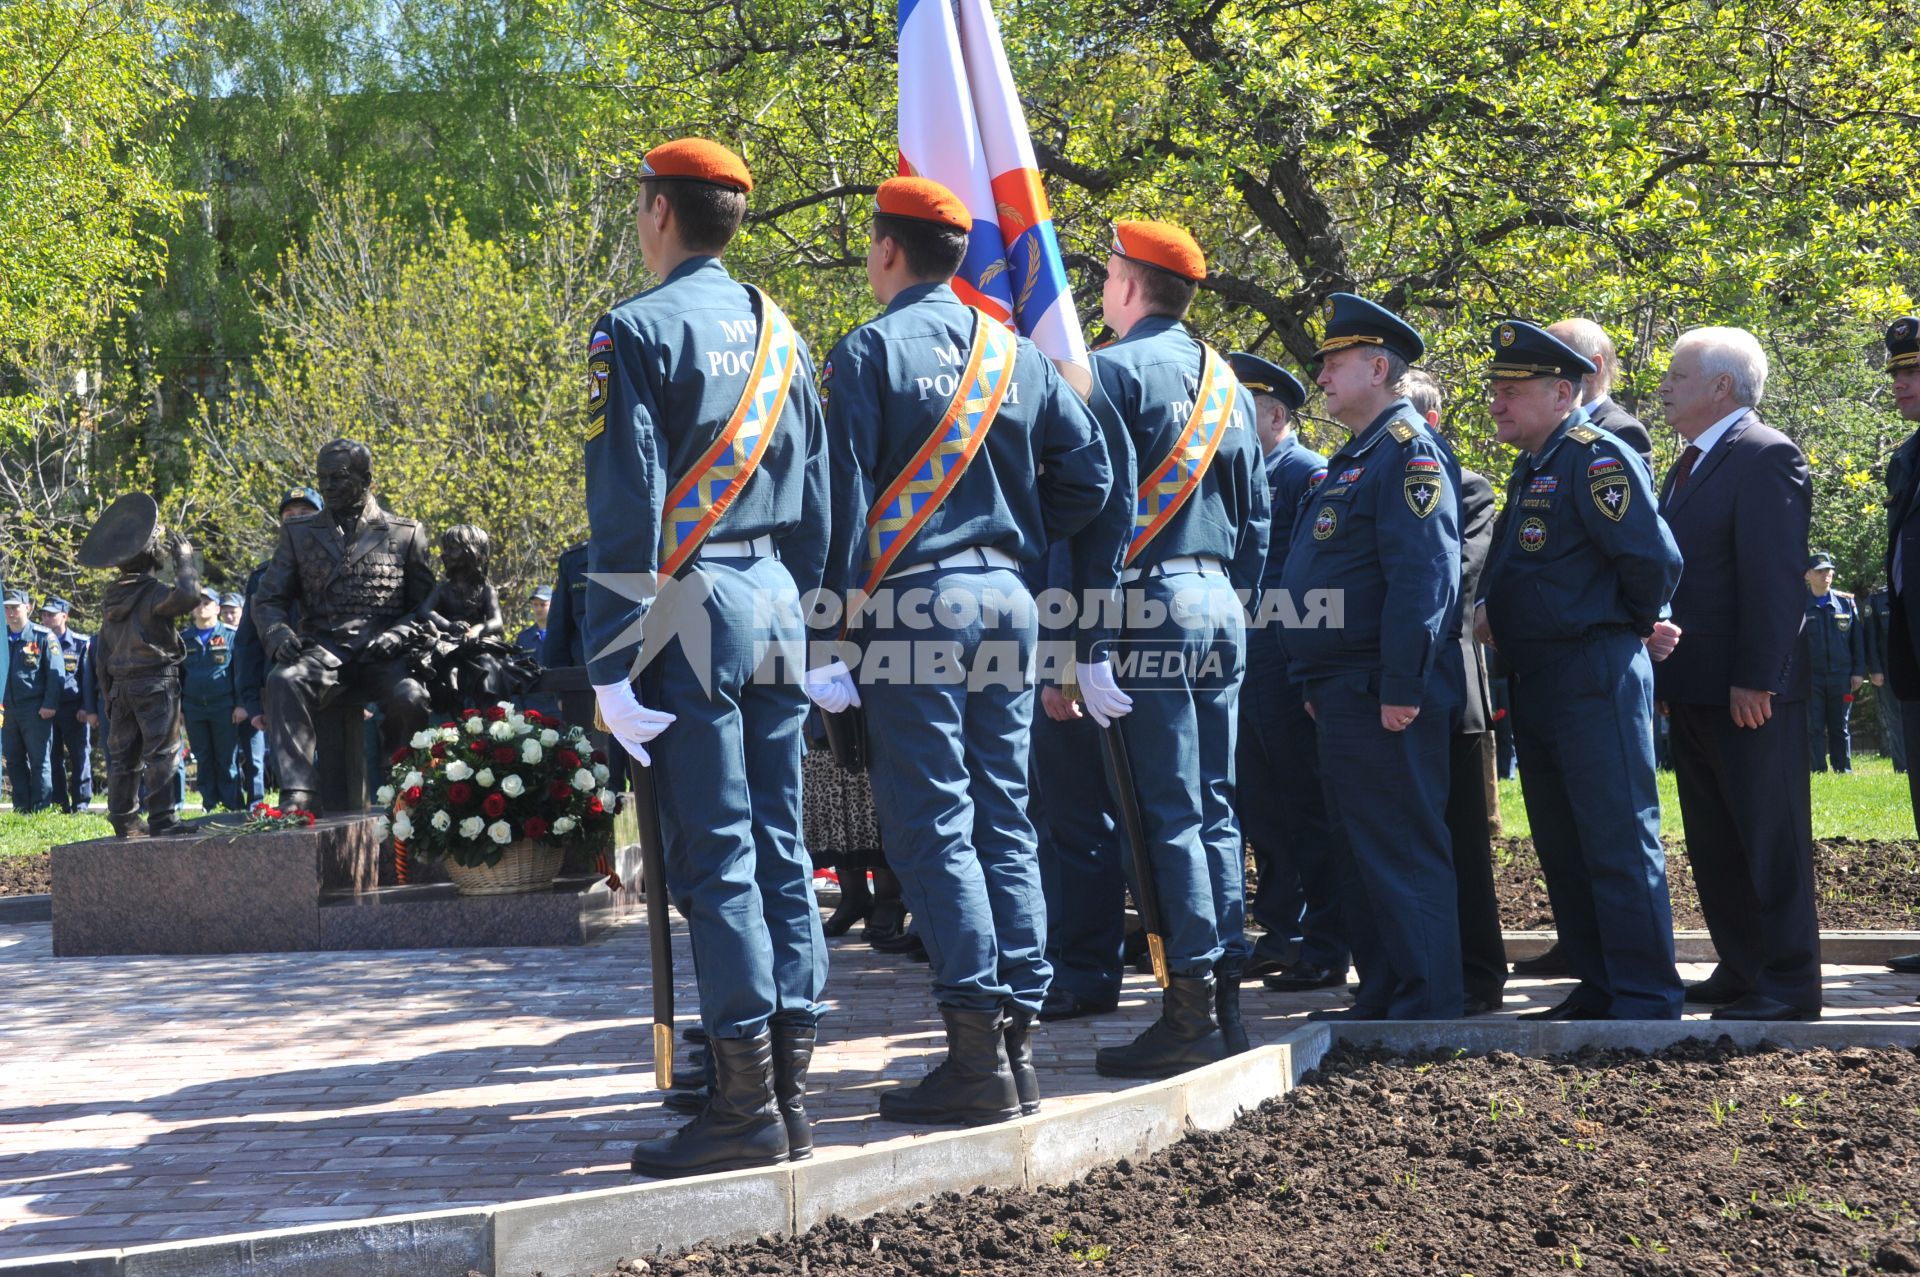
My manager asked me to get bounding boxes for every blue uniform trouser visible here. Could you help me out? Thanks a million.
[861,565,1048,1014]
[1306,671,1461,1020]
[1236,624,1347,972]
[1111,572,1246,976]
[1879,688,1907,771]
[1509,633,1681,1019]
[48,701,92,810]
[1808,678,1854,772]
[237,721,267,806]
[1032,703,1124,1005]
[182,710,240,811]
[643,557,825,1040]
[2,710,54,812]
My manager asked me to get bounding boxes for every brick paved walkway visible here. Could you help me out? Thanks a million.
[1,910,1917,1260]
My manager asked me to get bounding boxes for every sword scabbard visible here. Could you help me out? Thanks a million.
[653,1021,674,1090]
[1147,932,1170,990]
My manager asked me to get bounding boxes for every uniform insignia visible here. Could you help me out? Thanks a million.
[1838,615,1853,631]
[210,635,226,647]
[1528,475,1559,494]
[1312,506,1338,540]
[64,652,78,672]
[1519,517,1548,552]
[1403,456,1442,518]
[1587,455,1625,478]
[1591,472,1630,521]
[1388,419,1418,443]
[1309,467,1328,488]
[1899,320,1914,339]
[820,359,833,405]
[1339,466,1364,484]
[1498,324,1517,347]
[588,358,610,413]
[1567,424,1603,445]
[588,332,613,357]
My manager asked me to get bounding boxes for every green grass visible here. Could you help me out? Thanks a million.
[1495,752,1916,843]
[0,807,117,856]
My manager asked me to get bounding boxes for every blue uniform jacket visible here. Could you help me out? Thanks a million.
[1260,433,1329,593]
[3,623,62,714]
[1481,414,1682,661]
[1805,590,1865,681]
[514,625,546,656]
[543,543,589,669]
[821,283,1114,650]
[235,561,271,719]
[1276,400,1461,706]
[180,623,239,713]
[582,257,831,686]
[49,629,89,705]
[1864,585,1894,678]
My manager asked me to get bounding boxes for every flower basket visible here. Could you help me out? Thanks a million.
[442,839,565,896]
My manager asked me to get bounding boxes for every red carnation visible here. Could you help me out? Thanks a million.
[483,792,508,819]
[448,782,475,806]
[549,779,573,801]
[469,739,487,754]
[430,742,446,759]
[492,745,516,765]
[524,708,545,726]
[557,749,581,770]
[591,749,608,765]
[390,746,410,764]
[266,807,282,819]
[486,705,507,721]
[403,785,423,804]
[523,816,550,840]
[587,796,604,816]
[303,811,316,827]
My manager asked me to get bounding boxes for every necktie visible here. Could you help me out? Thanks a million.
[1671,444,1702,491]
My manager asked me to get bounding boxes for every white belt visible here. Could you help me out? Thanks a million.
[1120,554,1226,584]
[884,545,1019,582]
[698,534,774,560]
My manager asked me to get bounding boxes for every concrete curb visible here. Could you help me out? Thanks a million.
[0,894,51,925]
[0,1030,1329,1277]
[1502,929,1920,963]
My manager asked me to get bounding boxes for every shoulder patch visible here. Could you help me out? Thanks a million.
[1567,424,1603,445]
[1388,419,1418,443]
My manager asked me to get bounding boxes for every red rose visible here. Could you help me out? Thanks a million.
[587,796,604,816]
[492,745,516,765]
[557,749,581,770]
[591,749,608,765]
[486,705,507,721]
[469,739,487,754]
[404,785,423,804]
[483,792,507,819]
[524,708,544,726]
[440,721,457,731]
[523,816,550,840]
[303,812,316,826]
[549,779,573,800]
[430,742,446,759]
[390,746,411,764]
[447,782,475,806]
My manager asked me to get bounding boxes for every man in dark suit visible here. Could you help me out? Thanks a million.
[1654,326,1819,1021]
[1874,316,1920,975]
[1550,318,1654,469]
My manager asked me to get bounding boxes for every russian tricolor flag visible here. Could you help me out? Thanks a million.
[897,0,1090,378]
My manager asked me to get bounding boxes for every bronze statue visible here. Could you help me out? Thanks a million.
[396,524,539,715]
[253,439,435,814]
[80,493,200,837]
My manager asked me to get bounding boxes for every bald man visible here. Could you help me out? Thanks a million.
[1549,319,1653,469]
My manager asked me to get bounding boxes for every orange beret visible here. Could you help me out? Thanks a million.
[1111,220,1206,282]
[641,138,753,193]
[876,176,972,233]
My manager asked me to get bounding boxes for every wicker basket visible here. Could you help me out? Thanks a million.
[443,840,565,896]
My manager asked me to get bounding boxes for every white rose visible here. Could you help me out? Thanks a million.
[592,763,610,784]
[597,788,616,809]
[487,820,513,845]
[391,812,415,840]
[500,774,526,798]
[445,759,473,782]
[573,768,596,791]
[401,770,424,791]
[439,727,459,744]
[508,713,528,733]
[539,728,559,747]
[430,810,451,832]
[409,729,435,749]
[552,815,577,835]
[375,785,396,805]
[487,720,514,741]
[374,815,392,838]
[459,815,485,840]
[476,768,495,787]
[465,716,484,734]
[521,739,543,764]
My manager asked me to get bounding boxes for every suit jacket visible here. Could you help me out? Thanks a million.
[1654,410,1811,705]
[1882,429,1920,699]
[1588,397,1654,471]
[1454,468,1495,734]
[253,498,434,660]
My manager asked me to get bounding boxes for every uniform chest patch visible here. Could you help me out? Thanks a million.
[1339,466,1365,484]
[1528,475,1558,495]
[1519,517,1548,552]
[1838,615,1853,631]
[1404,456,1443,518]
[1313,506,1338,540]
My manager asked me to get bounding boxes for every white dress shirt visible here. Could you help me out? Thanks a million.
[1681,407,1749,475]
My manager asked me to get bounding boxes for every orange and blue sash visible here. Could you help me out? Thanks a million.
[659,287,799,576]
[859,309,1018,598]
[1126,344,1238,566]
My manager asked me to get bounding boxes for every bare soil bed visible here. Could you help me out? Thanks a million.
[0,852,47,896]
[1496,837,1920,932]
[600,1041,1920,1276]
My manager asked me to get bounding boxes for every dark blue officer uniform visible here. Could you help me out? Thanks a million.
[822,281,1114,1018]
[584,254,831,1043]
[3,599,62,812]
[1803,570,1864,773]
[42,604,93,812]
[543,544,590,669]
[1480,321,1685,1020]
[1862,584,1906,771]
[1276,293,1460,1021]
[1224,352,1347,978]
[181,604,242,812]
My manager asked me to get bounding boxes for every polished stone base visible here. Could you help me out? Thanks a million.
[50,815,640,957]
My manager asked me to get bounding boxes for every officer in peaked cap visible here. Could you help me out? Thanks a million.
[1223,352,1347,993]
[1476,319,1684,1020]
[812,176,1113,1120]
[1802,551,1864,773]
[1275,292,1463,1021]
[3,586,62,812]
[38,596,94,812]
[586,138,831,1177]
[1076,220,1269,1076]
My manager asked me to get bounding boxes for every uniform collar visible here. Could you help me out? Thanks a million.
[1344,397,1420,458]
[884,281,962,314]
[1527,407,1593,468]
[1116,315,1189,344]
[1264,432,1300,466]
[664,255,727,286]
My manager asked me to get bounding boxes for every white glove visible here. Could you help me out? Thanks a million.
[592,680,676,766]
[1075,659,1134,728]
[804,660,861,714]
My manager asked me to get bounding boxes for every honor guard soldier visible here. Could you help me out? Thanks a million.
[3,589,62,812]
[1077,221,1269,1077]
[1475,321,1685,1020]
[810,177,1114,1122]
[38,598,93,812]
[181,586,242,812]
[583,139,831,1176]
[1802,552,1864,772]
[1225,352,1347,992]
[1276,293,1462,1021]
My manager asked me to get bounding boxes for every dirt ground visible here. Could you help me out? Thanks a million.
[601,1042,1920,1277]
[0,852,48,896]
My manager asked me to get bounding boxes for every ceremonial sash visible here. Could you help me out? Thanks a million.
[658,286,800,576]
[1125,344,1238,566]
[858,308,1019,598]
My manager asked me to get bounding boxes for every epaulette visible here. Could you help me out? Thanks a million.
[1387,419,1418,443]
[1566,424,1604,446]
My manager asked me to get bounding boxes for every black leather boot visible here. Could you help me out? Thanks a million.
[771,1018,816,1160]
[1095,976,1224,1079]
[630,1032,787,1178]
[1214,962,1249,1056]
[1004,1007,1039,1116]
[822,867,872,937]
[878,1006,1020,1127]
[662,1041,712,1114]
